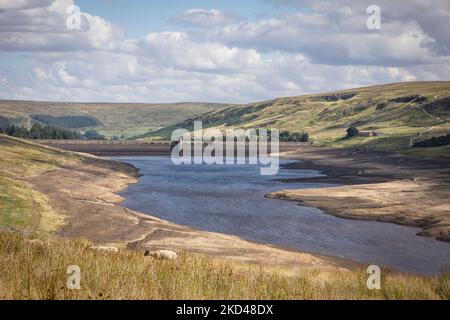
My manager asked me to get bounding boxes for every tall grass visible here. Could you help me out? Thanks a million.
[0,232,448,300]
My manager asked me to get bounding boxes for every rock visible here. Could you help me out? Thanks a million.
[144,250,177,260]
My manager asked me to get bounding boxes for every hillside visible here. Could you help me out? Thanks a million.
[2,231,449,300]
[141,81,450,157]
[0,135,79,234]
[0,101,232,139]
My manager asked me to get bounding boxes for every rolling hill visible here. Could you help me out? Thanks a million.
[140,81,450,157]
[0,101,232,139]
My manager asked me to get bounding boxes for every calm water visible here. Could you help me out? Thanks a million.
[113,156,450,275]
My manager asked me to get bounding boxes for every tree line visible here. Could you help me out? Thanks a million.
[256,129,309,142]
[0,124,106,140]
[412,133,450,148]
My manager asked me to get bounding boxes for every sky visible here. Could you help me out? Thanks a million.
[0,0,449,103]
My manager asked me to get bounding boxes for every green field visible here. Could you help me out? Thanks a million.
[141,81,450,157]
[0,101,232,139]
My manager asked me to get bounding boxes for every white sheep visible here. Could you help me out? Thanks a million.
[89,245,119,253]
[145,250,177,260]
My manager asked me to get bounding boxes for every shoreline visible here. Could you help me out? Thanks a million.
[98,145,450,243]
[269,146,450,243]
[112,153,450,275]
[24,141,450,274]
[26,151,357,274]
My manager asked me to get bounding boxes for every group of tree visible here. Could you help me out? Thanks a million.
[215,129,309,143]
[0,124,83,139]
[83,129,106,140]
[254,129,309,142]
[412,134,450,148]
[0,124,106,140]
[278,130,309,142]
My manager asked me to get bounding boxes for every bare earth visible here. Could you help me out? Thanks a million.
[27,154,351,273]
[268,146,450,242]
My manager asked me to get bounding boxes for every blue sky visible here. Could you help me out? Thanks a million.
[0,0,449,103]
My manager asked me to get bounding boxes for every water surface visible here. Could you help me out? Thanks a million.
[113,156,450,275]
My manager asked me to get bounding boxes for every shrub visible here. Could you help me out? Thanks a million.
[376,103,387,110]
[346,127,359,137]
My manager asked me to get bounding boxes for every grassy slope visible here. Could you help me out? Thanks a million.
[0,101,232,139]
[1,232,449,300]
[0,135,78,234]
[142,81,450,157]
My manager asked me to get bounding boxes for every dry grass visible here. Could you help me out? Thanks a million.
[0,232,449,300]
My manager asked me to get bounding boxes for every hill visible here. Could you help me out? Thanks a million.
[0,135,78,234]
[140,81,450,157]
[0,101,232,139]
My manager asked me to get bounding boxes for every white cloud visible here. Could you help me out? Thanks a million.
[0,0,124,51]
[0,0,449,103]
[209,7,447,67]
[0,0,52,10]
[137,32,262,73]
[170,8,240,28]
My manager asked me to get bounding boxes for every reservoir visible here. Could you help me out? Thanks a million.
[113,156,450,275]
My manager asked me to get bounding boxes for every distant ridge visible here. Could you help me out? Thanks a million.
[0,101,233,139]
[139,81,450,157]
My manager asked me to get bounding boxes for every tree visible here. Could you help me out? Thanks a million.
[3,123,83,140]
[29,124,43,139]
[84,130,106,140]
[412,133,450,148]
[347,127,359,137]
[278,130,309,142]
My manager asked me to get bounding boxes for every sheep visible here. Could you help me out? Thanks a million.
[144,249,177,260]
[25,239,48,248]
[89,245,119,253]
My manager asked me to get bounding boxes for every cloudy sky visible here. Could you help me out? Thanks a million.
[0,0,449,103]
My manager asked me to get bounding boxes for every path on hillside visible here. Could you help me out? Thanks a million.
[409,98,448,147]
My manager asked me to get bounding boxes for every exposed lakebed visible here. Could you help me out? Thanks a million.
[113,156,450,275]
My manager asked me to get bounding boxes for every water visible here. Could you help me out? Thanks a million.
[113,156,450,275]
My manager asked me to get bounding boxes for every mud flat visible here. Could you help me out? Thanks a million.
[268,146,450,243]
